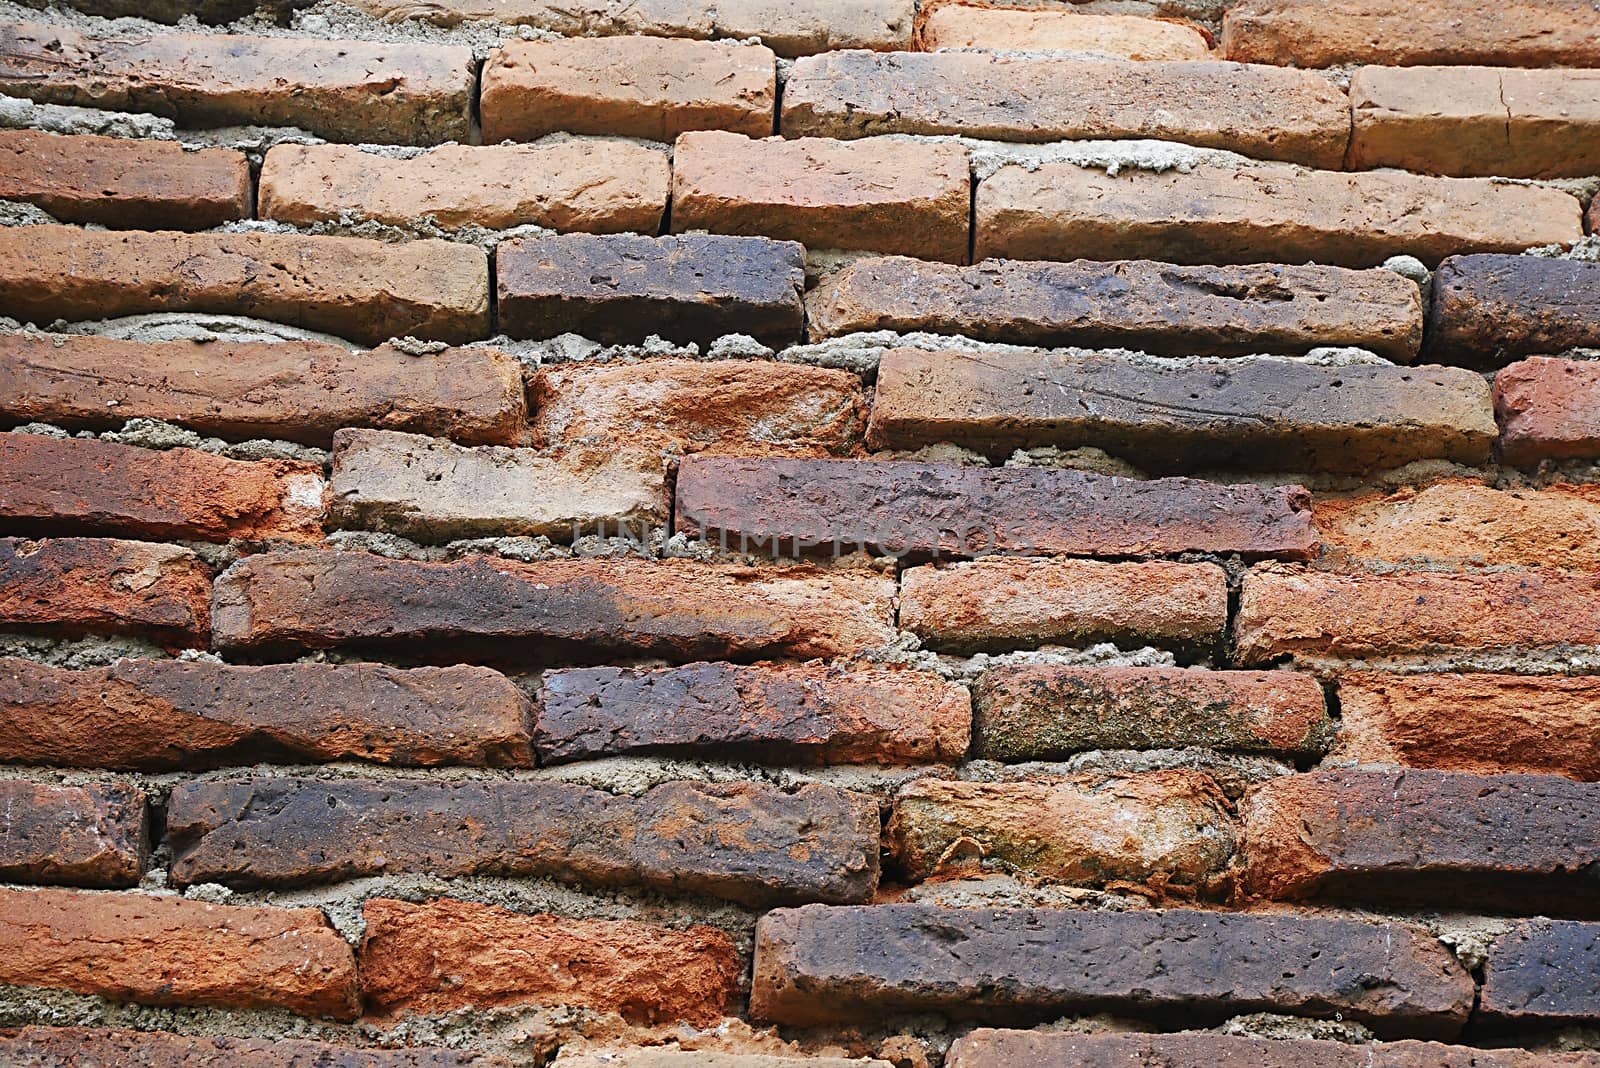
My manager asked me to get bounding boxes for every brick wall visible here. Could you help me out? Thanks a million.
[0,0,1598,1065]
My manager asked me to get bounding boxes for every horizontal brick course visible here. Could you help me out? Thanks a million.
[1495,357,1600,468]
[1425,254,1600,367]
[0,1027,510,1066]
[0,781,147,888]
[1481,921,1600,1028]
[0,537,211,644]
[919,6,1210,59]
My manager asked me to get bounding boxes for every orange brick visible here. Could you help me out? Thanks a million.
[0,781,147,889]
[920,5,1210,60]
[0,537,211,644]
[1495,357,1600,468]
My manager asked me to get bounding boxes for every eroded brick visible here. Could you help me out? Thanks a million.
[0,782,146,888]
[556,1053,891,1068]
[920,5,1210,59]
[0,537,210,644]
[0,1027,510,1066]
[1481,921,1600,1028]
[1495,357,1600,468]
[1425,255,1600,367]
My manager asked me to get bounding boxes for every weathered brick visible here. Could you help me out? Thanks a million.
[888,772,1236,887]
[1222,0,1600,69]
[328,429,669,543]
[0,334,526,447]
[258,140,668,234]
[359,897,741,1023]
[480,37,774,142]
[806,257,1424,361]
[0,782,146,888]
[0,887,359,1019]
[1481,921,1600,1028]
[973,665,1330,762]
[0,23,472,144]
[0,433,324,544]
[0,537,210,644]
[919,5,1210,59]
[1235,567,1600,665]
[1240,769,1600,915]
[0,129,248,229]
[1335,672,1600,782]
[497,233,804,345]
[536,661,970,765]
[0,657,533,770]
[1495,357,1600,468]
[675,456,1317,560]
[0,227,490,346]
[1425,255,1600,367]
[783,52,1350,169]
[555,1053,892,1068]
[211,551,897,661]
[900,557,1228,655]
[530,358,865,457]
[671,131,970,262]
[867,347,1496,473]
[0,1027,510,1067]
[751,904,1473,1038]
[168,777,880,906]
[1315,480,1600,570]
[975,162,1583,268]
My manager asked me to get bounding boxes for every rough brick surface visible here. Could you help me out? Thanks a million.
[359,897,741,1023]
[973,666,1330,762]
[1495,357,1600,467]
[751,905,1473,1037]
[0,888,359,1019]
[0,23,473,144]
[900,557,1228,655]
[675,456,1317,560]
[0,335,526,447]
[782,52,1350,168]
[168,777,879,905]
[1335,672,1600,781]
[328,429,669,543]
[0,1027,509,1066]
[0,781,147,888]
[497,233,805,345]
[805,257,1424,361]
[0,433,325,543]
[480,37,774,142]
[530,358,865,457]
[0,129,248,229]
[975,163,1583,268]
[212,551,896,661]
[555,1054,892,1068]
[536,661,970,765]
[1240,769,1600,915]
[0,657,533,770]
[919,6,1209,59]
[671,131,970,262]
[0,227,490,346]
[0,537,210,644]
[1481,921,1600,1028]
[867,348,1496,473]
[1425,255,1600,367]
[258,141,668,234]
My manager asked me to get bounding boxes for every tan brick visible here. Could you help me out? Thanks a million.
[0,334,526,448]
[0,22,473,144]
[480,37,774,143]
[0,129,249,229]
[671,131,970,262]
[900,556,1228,655]
[975,162,1583,268]
[0,1027,510,1067]
[531,358,864,457]
[0,226,490,346]
[0,537,211,644]
[783,52,1349,169]
[1495,357,1600,468]
[0,887,359,1019]
[0,782,147,889]
[920,5,1210,59]
[0,433,324,544]
[359,897,740,1022]
[258,140,668,234]
[328,429,669,543]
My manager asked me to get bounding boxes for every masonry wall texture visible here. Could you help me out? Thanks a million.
[0,0,1597,1065]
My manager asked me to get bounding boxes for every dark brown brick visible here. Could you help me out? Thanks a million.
[1495,357,1600,468]
[1241,769,1600,916]
[167,777,879,906]
[0,781,147,888]
[0,1027,511,1067]
[0,658,532,770]
[675,456,1317,560]
[1481,920,1600,1029]
[1424,254,1600,367]
[751,904,1473,1038]
[867,348,1497,473]
[0,537,210,644]
[536,661,970,765]
[496,232,804,345]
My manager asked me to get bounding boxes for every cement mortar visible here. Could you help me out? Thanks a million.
[1526,234,1600,262]
[0,200,62,226]
[0,632,181,667]
[213,214,558,253]
[11,313,363,349]
[7,418,330,464]
[0,95,176,140]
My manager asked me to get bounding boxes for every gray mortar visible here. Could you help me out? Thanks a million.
[213,214,558,253]
[1275,647,1600,678]
[1526,234,1600,262]
[959,750,1293,800]
[870,443,993,466]
[0,95,177,139]
[0,199,62,226]
[1217,1014,1376,1044]
[879,134,1268,183]
[0,632,182,667]
[14,312,363,349]
[1380,255,1431,288]
[1005,446,1147,479]
[9,419,330,465]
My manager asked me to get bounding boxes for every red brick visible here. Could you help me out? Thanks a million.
[1425,254,1600,367]
[0,657,533,770]
[0,129,249,229]
[0,226,490,346]
[0,537,210,644]
[671,131,970,262]
[0,1027,510,1067]
[480,37,774,143]
[359,897,741,1023]
[0,887,359,1019]
[919,6,1210,59]
[1481,920,1600,1029]
[1495,357,1600,468]
[0,781,147,888]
